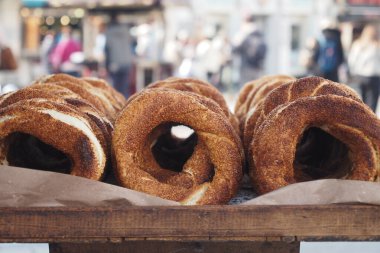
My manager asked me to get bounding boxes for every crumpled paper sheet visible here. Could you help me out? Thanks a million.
[0,165,178,207]
[1,165,380,206]
[242,179,380,205]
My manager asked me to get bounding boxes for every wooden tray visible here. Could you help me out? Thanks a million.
[1,204,380,253]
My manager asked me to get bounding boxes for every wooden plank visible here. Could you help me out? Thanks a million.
[49,241,301,253]
[0,237,272,243]
[0,205,380,242]
[299,236,380,242]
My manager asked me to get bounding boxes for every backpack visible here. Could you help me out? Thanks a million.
[242,32,266,68]
[317,36,340,73]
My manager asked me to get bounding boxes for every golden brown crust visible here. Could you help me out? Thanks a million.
[36,80,107,116]
[148,77,230,114]
[234,81,256,114]
[241,76,294,148]
[81,77,127,106]
[243,76,361,152]
[0,84,113,156]
[250,95,380,194]
[113,88,243,204]
[235,76,380,194]
[247,76,296,110]
[242,100,265,152]
[147,77,240,136]
[235,75,292,122]
[65,98,113,157]
[147,78,244,174]
[0,74,120,181]
[81,77,127,118]
[0,85,78,108]
[29,83,82,99]
[0,99,107,180]
[253,77,362,138]
[34,74,124,122]
[235,76,273,120]
[235,75,294,135]
[141,125,214,189]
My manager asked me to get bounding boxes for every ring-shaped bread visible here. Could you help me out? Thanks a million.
[113,88,243,204]
[34,74,124,122]
[81,77,127,110]
[0,99,107,180]
[250,95,380,194]
[0,85,113,156]
[244,76,361,152]
[148,77,240,135]
[145,78,242,184]
[235,75,292,122]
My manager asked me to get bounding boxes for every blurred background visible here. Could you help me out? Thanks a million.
[1,0,379,99]
[1,1,380,252]
[0,0,380,107]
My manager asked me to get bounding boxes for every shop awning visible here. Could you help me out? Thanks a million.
[48,0,157,8]
[22,0,48,7]
[345,0,380,15]
[339,0,380,21]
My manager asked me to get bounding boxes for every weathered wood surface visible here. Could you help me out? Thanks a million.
[0,205,380,243]
[49,241,300,253]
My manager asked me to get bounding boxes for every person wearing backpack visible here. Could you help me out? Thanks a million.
[316,22,344,82]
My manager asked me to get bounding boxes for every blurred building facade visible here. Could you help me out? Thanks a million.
[1,0,380,91]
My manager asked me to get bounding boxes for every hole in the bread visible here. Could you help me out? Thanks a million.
[5,132,71,173]
[151,123,197,173]
[171,125,194,139]
[294,127,352,180]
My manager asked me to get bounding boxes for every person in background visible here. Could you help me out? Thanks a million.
[50,26,82,77]
[316,20,344,82]
[40,30,57,74]
[175,30,196,78]
[233,16,267,88]
[92,22,107,78]
[348,24,380,112]
[300,37,320,77]
[196,24,231,91]
[105,14,134,97]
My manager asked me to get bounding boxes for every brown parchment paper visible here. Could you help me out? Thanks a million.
[0,165,178,207]
[1,165,380,206]
[242,179,380,205]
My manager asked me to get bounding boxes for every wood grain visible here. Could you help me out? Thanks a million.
[0,205,380,242]
[49,241,300,253]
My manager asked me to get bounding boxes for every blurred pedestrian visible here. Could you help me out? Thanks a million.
[234,16,267,87]
[50,26,82,77]
[175,30,196,78]
[105,14,134,97]
[316,20,344,82]
[348,24,380,112]
[92,22,107,78]
[93,23,106,63]
[40,30,57,74]
[196,24,231,90]
[300,37,320,76]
